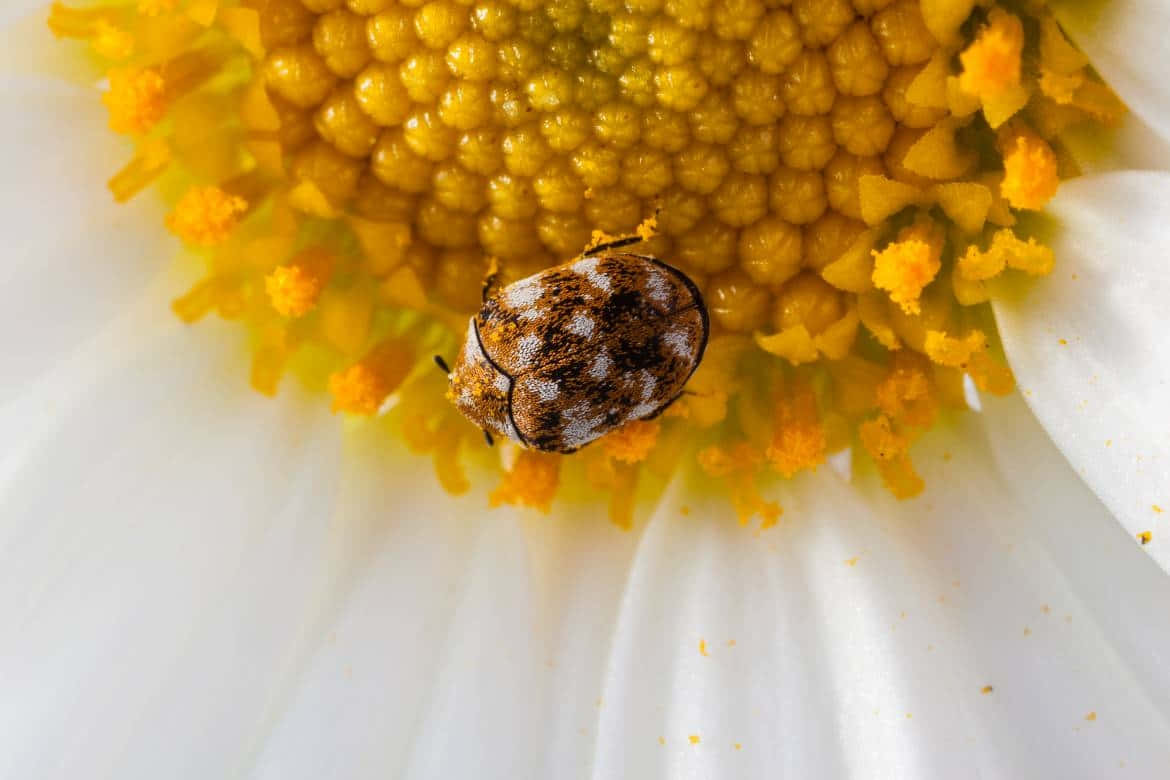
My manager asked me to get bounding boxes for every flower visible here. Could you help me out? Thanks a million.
[2,0,1170,777]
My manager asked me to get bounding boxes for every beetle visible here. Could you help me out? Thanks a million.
[435,237,709,453]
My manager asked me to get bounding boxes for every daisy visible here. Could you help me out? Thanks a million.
[2,0,1169,777]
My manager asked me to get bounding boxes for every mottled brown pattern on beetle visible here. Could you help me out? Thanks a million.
[449,252,708,453]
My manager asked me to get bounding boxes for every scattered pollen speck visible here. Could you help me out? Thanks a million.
[845,556,860,567]
[1041,604,1051,614]
[1154,505,1164,514]
[1086,711,1097,721]
[658,736,666,746]
[906,713,913,719]
[734,743,743,751]
[689,735,701,745]
[1058,338,1068,345]
[942,452,953,462]
[1024,626,1032,636]
[680,505,691,516]
[1106,440,1113,447]
[699,639,709,656]
[981,685,994,695]
[1138,531,1153,544]
[727,639,737,648]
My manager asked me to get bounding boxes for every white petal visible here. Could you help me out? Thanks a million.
[5,329,1170,779]
[1058,110,1170,175]
[995,171,1170,573]
[238,400,1170,779]
[1051,0,1170,156]
[0,73,169,407]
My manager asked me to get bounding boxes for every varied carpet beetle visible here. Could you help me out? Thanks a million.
[437,237,709,453]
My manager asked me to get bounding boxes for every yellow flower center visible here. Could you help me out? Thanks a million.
[50,0,1123,526]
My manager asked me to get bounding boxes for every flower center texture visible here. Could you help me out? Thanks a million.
[50,0,1124,525]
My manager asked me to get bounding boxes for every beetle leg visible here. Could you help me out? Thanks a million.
[433,354,451,375]
[484,429,495,447]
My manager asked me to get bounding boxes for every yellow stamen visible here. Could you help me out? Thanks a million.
[328,339,414,416]
[103,68,168,135]
[166,186,248,246]
[266,248,334,318]
[766,388,827,478]
[871,239,940,315]
[1000,133,1060,211]
[138,0,179,15]
[960,228,1055,280]
[924,330,987,369]
[602,420,661,464]
[91,21,134,61]
[491,451,561,513]
[958,9,1024,99]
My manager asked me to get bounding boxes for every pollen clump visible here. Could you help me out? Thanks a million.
[58,0,1120,514]
[266,249,335,318]
[871,239,939,315]
[328,339,415,415]
[165,187,248,247]
[103,68,167,134]
[491,451,562,512]
[603,420,662,464]
[957,9,1023,100]
[1000,132,1060,211]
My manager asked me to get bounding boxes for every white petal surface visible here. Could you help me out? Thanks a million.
[995,171,1170,573]
[231,397,1170,780]
[0,305,346,779]
[0,72,169,408]
[1051,0,1170,157]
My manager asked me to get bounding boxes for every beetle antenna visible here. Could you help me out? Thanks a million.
[584,235,644,256]
[484,429,495,447]
[433,355,450,374]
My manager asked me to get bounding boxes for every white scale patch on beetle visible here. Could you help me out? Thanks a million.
[628,370,660,420]
[588,349,613,381]
[523,376,561,402]
[645,270,671,306]
[570,257,612,293]
[561,401,608,451]
[504,276,544,310]
[662,328,691,360]
[567,311,595,338]
[514,334,542,369]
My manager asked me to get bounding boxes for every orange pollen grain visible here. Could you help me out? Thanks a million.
[165,186,248,246]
